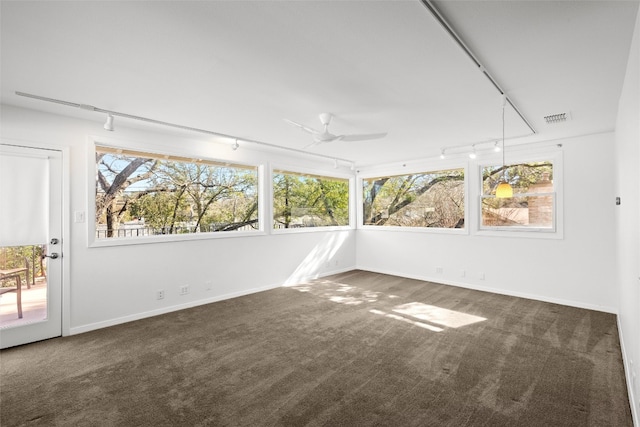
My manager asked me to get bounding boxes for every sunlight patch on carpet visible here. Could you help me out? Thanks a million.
[369,309,444,332]
[393,302,486,328]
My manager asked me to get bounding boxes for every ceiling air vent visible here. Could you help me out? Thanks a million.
[543,112,569,124]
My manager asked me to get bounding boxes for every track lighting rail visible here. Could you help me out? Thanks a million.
[15,91,355,166]
[419,0,537,135]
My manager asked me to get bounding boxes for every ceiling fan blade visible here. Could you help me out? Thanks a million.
[284,119,321,135]
[339,132,388,142]
[303,141,323,149]
[313,132,340,143]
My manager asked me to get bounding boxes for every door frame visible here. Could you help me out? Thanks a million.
[0,138,71,338]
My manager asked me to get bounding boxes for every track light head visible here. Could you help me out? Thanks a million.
[493,141,501,152]
[440,149,446,160]
[231,139,239,151]
[104,113,114,131]
[469,145,477,159]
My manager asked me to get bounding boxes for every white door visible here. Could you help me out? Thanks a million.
[0,144,63,349]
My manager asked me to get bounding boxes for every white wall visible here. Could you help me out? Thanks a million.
[356,132,618,313]
[615,5,640,422]
[1,57,637,416]
[0,103,625,319]
[0,105,357,334]
[2,75,637,419]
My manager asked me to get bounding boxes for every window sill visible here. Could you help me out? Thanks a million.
[271,226,353,235]
[358,225,468,235]
[89,229,266,248]
[475,228,562,239]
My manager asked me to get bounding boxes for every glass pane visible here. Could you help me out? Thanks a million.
[96,147,259,238]
[481,195,554,228]
[273,173,349,228]
[0,245,47,328]
[363,169,464,228]
[482,162,553,196]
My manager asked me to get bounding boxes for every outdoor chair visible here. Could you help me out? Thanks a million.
[0,258,31,319]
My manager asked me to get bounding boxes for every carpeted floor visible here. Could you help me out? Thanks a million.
[0,270,633,426]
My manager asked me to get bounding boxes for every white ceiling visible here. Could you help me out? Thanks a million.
[1,1,637,166]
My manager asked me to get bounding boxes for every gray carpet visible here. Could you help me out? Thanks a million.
[0,270,633,426]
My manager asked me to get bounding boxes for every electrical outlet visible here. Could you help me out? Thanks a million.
[156,290,164,300]
[436,267,443,274]
[479,272,485,280]
[205,281,212,291]
[179,285,189,295]
[460,269,466,278]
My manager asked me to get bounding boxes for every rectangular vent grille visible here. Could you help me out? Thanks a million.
[544,112,568,124]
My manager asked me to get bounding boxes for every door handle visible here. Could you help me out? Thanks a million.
[44,253,60,259]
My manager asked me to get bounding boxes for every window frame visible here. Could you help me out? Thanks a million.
[357,161,469,235]
[270,163,355,234]
[88,138,265,248]
[476,150,563,239]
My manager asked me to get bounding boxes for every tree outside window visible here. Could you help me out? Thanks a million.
[362,169,465,228]
[481,161,554,229]
[95,146,258,239]
[273,171,349,229]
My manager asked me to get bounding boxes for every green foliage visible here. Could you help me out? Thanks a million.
[273,173,349,228]
[96,150,258,237]
[129,191,190,229]
[0,245,45,286]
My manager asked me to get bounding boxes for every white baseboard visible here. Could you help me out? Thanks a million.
[618,316,639,427]
[355,265,618,314]
[69,266,356,336]
[69,282,282,335]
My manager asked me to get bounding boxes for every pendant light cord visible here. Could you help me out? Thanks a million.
[502,98,506,179]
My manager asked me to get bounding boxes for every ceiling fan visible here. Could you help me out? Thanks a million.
[285,113,387,147]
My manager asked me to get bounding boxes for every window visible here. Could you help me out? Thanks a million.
[362,168,465,228]
[480,161,554,230]
[95,146,258,239]
[272,170,349,229]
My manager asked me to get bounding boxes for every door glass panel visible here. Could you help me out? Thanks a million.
[0,245,48,328]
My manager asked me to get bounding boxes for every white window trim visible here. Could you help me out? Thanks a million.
[474,150,563,239]
[357,162,469,234]
[270,163,355,234]
[87,137,265,248]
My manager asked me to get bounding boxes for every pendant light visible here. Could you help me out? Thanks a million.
[496,96,513,198]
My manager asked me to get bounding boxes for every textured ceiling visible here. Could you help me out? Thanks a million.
[1,1,638,166]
